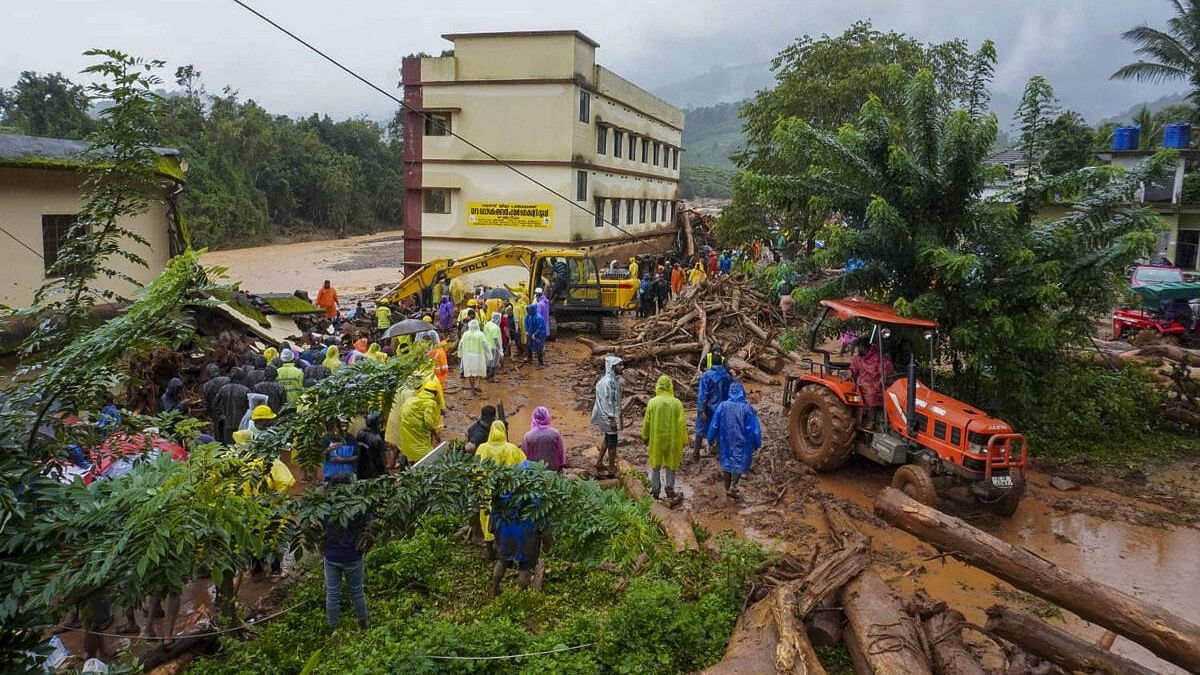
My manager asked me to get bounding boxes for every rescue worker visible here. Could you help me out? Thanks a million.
[521,406,565,472]
[355,412,389,479]
[688,261,707,286]
[524,303,546,367]
[365,343,387,363]
[202,363,228,416]
[628,257,639,280]
[706,382,761,500]
[643,375,688,503]
[706,250,719,277]
[398,380,442,463]
[238,392,269,431]
[375,303,392,337]
[459,298,479,329]
[694,354,735,460]
[484,312,503,379]
[457,319,492,391]
[591,356,624,476]
[253,365,288,413]
[212,368,250,444]
[159,377,185,416]
[322,345,343,373]
[428,340,450,386]
[671,263,684,297]
[489,461,550,597]
[534,288,551,339]
[437,294,455,332]
[699,345,727,372]
[315,280,339,320]
[276,350,304,401]
[475,420,526,559]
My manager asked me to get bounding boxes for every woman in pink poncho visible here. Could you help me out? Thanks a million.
[520,406,565,472]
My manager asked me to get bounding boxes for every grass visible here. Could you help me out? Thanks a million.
[211,289,270,328]
[260,295,323,316]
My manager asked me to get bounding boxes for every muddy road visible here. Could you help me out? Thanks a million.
[209,243,1199,673]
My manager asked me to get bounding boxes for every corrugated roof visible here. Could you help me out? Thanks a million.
[0,131,178,162]
[984,148,1029,165]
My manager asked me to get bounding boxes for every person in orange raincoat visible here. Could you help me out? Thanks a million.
[315,280,339,319]
[670,263,684,296]
[428,340,450,386]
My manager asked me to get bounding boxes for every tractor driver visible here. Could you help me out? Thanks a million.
[849,337,894,425]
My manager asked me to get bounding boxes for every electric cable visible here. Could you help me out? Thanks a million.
[228,0,665,240]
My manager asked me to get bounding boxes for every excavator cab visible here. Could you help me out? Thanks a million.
[784,298,1027,516]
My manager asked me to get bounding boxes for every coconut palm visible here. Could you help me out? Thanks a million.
[1132,105,1165,149]
[1112,0,1200,99]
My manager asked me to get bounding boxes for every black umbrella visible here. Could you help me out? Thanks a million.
[383,319,430,338]
[482,287,514,300]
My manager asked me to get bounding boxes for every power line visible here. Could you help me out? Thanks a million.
[228,0,643,240]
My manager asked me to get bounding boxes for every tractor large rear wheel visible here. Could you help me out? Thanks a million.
[892,465,937,506]
[788,385,855,471]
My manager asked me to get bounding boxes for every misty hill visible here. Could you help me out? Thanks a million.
[652,61,773,110]
[1100,92,1188,124]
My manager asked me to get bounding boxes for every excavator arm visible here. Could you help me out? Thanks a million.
[377,245,538,305]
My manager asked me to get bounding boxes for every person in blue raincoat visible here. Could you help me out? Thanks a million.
[706,382,761,499]
[693,357,735,461]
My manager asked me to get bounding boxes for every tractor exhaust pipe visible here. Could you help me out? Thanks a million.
[906,355,917,436]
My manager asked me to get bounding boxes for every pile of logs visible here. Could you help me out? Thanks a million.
[705,489,1200,674]
[1088,339,1200,426]
[576,275,802,414]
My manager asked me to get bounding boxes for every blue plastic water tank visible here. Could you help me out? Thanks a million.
[1113,126,1140,151]
[1163,123,1192,149]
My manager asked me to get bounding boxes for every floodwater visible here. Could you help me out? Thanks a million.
[209,237,1199,674]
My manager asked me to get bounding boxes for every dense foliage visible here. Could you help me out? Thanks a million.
[0,62,404,249]
[679,165,735,199]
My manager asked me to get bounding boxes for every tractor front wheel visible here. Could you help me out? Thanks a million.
[892,465,937,506]
[986,491,1022,517]
[788,385,855,471]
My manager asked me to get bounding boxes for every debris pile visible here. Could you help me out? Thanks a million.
[573,274,803,415]
[1088,339,1200,426]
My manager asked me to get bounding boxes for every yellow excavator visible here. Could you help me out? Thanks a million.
[377,245,638,338]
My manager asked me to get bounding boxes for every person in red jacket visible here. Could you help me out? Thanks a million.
[849,338,894,423]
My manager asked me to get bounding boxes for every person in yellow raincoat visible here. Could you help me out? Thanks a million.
[475,420,526,554]
[322,345,343,372]
[510,294,528,355]
[366,343,387,362]
[628,257,639,279]
[642,375,688,502]
[397,381,441,464]
[485,294,505,319]
[450,277,469,306]
[263,347,278,365]
[688,261,707,286]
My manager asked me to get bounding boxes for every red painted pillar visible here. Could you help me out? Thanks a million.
[401,57,423,274]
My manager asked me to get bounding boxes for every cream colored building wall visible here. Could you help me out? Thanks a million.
[0,167,170,308]
[421,163,575,242]
[594,67,684,129]
[450,34,584,80]
[421,82,575,161]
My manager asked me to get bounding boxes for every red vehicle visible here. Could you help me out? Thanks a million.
[782,298,1027,515]
[1130,264,1185,288]
[1112,268,1200,341]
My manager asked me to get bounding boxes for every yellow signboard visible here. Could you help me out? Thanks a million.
[466,201,553,229]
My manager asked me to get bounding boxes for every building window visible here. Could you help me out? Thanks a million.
[423,112,451,136]
[594,198,604,228]
[670,201,677,222]
[42,214,83,276]
[651,200,659,222]
[641,138,649,163]
[576,170,587,201]
[639,199,647,223]
[628,135,637,160]
[613,131,623,158]
[1178,229,1200,269]
[610,198,620,225]
[665,147,672,168]
[672,148,679,170]
[579,90,590,123]
[596,126,607,155]
[423,189,450,214]
[653,142,660,166]
[626,198,635,225]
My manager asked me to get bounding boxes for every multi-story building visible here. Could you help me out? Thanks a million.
[400,30,684,271]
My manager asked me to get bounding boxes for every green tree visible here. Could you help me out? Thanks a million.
[1112,0,1200,108]
[1043,111,1095,175]
[0,71,94,138]
[750,68,1170,424]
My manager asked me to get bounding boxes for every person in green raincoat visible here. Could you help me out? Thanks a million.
[475,420,526,557]
[398,381,441,463]
[642,375,688,502]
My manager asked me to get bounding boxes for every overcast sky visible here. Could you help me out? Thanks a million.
[0,0,1182,124]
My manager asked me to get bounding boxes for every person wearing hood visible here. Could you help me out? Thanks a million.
[202,364,228,415]
[262,347,278,365]
[315,280,339,320]
[365,343,387,363]
[239,392,270,431]
[489,460,549,597]
[591,356,624,476]
[523,301,546,368]
[356,412,389,479]
[277,350,305,401]
[254,365,289,412]
[429,340,450,386]
[457,319,491,391]
[706,382,761,500]
[244,348,267,370]
[304,360,332,386]
[521,406,565,472]
[243,364,265,389]
[707,250,719,277]
[628,257,639,279]
[437,295,455,332]
[642,376,688,502]
[671,263,684,297]
[475,420,527,557]
[398,381,442,463]
[484,312,503,379]
[534,288,550,339]
[213,368,250,444]
[322,345,343,372]
[159,377,185,415]
[688,261,707,286]
[374,303,392,337]
[694,356,736,461]
[510,294,527,356]
[347,338,370,364]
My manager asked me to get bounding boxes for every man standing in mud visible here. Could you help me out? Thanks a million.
[591,356,624,477]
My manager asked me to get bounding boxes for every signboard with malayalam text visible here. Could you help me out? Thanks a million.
[466,201,553,229]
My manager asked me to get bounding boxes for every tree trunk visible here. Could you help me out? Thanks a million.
[609,342,701,366]
[806,598,842,647]
[650,502,700,553]
[985,606,1158,675]
[843,627,875,675]
[138,630,217,671]
[876,487,1200,672]
[773,582,829,674]
[729,356,778,385]
[922,609,985,675]
[703,594,824,675]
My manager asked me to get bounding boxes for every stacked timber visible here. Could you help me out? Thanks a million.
[1087,339,1200,426]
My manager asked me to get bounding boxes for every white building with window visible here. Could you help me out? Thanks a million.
[399,30,684,269]
[0,132,187,308]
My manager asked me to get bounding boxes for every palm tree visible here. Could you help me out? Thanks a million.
[1132,105,1165,149]
[1112,0,1200,99]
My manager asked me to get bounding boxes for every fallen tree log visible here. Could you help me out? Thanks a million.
[806,597,842,647]
[729,356,778,385]
[607,342,701,367]
[703,594,823,675]
[825,503,932,675]
[1165,405,1200,427]
[138,628,217,671]
[985,606,1158,675]
[772,581,828,674]
[650,502,700,553]
[876,487,1200,671]
[923,608,985,675]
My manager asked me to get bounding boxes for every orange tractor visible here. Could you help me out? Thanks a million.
[782,298,1028,515]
